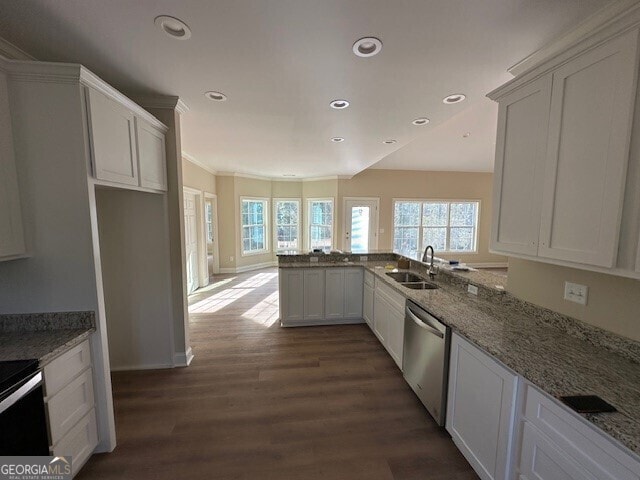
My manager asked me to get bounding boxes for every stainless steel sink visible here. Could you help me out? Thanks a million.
[386,272,424,283]
[402,282,438,290]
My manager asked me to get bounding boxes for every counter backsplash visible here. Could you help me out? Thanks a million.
[0,311,96,332]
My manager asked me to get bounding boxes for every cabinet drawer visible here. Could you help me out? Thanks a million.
[44,340,91,397]
[375,280,405,312]
[523,384,640,480]
[364,270,375,288]
[47,368,95,445]
[519,421,596,480]
[53,409,98,477]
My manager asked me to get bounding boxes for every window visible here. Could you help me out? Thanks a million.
[393,200,479,254]
[241,198,268,255]
[307,199,334,250]
[274,199,300,251]
[205,201,214,244]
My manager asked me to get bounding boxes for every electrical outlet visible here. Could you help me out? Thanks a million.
[564,282,588,305]
[310,256,319,263]
[467,284,478,296]
[379,228,385,234]
[229,256,234,262]
[359,256,368,262]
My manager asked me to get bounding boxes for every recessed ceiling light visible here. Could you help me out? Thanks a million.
[412,117,430,126]
[330,99,350,109]
[282,174,296,177]
[443,93,466,104]
[463,132,471,138]
[331,137,345,143]
[383,139,397,144]
[205,91,227,101]
[353,37,383,57]
[154,15,192,40]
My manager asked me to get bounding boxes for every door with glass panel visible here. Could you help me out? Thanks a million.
[343,198,379,253]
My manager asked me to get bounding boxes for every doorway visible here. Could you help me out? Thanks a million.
[343,197,379,253]
[184,191,199,294]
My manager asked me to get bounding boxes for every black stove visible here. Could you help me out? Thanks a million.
[0,359,39,395]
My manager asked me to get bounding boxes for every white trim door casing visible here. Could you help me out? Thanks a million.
[183,191,199,294]
[343,197,379,253]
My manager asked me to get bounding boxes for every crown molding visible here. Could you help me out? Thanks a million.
[215,171,349,182]
[133,95,189,115]
[182,152,217,174]
[0,37,35,61]
[507,0,640,77]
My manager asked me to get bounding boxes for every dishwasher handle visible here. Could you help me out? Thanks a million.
[406,306,444,339]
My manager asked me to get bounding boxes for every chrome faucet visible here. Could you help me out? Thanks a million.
[422,245,438,279]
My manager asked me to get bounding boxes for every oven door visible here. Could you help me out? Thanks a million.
[0,370,49,455]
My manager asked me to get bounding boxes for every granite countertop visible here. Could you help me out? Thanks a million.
[279,258,640,457]
[0,311,95,366]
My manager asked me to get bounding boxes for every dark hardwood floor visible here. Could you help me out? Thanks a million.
[78,268,477,479]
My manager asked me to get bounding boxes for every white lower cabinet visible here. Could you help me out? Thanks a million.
[373,280,405,369]
[446,333,518,480]
[363,271,374,328]
[279,267,364,326]
[517,383,640,480]
[43,339,97,478]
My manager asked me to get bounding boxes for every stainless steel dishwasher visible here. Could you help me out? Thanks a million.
[403,300,451,426]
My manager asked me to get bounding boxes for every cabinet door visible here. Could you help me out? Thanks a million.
[491,76,551,256]
[519,422,597,480]
[86,88,138,186]
[447,333,518,480]
[539,30,639,267]
[386,305,404,369]
[373,292,390,344]
[363,283,374,328]
[303,269,325,321]
[325,268,345,319]
[344,268,363,318]
[279,269,304,323]
[0,71,25,259]
[135,117,167,191]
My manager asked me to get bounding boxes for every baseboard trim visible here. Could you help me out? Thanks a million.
[110,362,174,372]
[281,318,366,327]
[219,261,277,274]
[467,262,509,269]
[174,347,194,367]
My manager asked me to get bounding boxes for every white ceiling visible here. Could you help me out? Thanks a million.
[0,0,612,178]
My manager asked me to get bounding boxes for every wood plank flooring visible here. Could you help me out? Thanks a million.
[78,268,478,480]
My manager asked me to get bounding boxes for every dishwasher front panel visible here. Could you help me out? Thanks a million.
[402,301,451,426]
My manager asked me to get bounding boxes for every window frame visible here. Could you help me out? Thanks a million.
[205,200,214,244]
[273,198,302,252]
[240,196,270,256]
[392,198,480,255]
[305,198,335,251]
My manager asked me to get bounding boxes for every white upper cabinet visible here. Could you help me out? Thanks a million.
[0,70,25,260]
[489,26,640,276]
[86,87,138,187]
[135,117,167,191]
[491,76,551,256]
[538,30,639,267]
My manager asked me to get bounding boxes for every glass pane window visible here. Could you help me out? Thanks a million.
[393,200,479,254]
[205,202,214,243]
[308,200,333,250]
[241,199,268,255]
[274,200,300,251]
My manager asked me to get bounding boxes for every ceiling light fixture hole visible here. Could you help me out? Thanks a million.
[443,93,466,104]
[353,37,382,57]
[205,91,227,101]
[331,137,345,143]
[383,139,397,144]
[330,99,350,109]
[154,15,192,40]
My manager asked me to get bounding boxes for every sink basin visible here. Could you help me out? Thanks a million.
[402,282,438,290]
[386,272,424,283]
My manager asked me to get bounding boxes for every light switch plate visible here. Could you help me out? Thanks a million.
[564,281,588,305]
[467,284,478,296]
